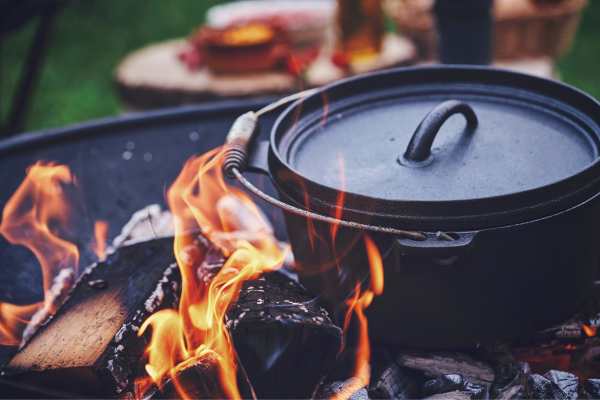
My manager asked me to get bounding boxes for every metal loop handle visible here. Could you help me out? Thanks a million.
[403,100,478,163]
[223,91,427,241]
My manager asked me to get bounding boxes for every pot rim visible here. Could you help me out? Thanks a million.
[269,65,600,231]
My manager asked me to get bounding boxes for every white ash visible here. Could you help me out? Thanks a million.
[143,263,179,313]
[19,268,75,348]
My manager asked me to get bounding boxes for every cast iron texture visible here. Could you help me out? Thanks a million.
[264,67,600,231]
[247,66,600,348]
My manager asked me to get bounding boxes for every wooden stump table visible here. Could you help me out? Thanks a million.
[115,34,417,110]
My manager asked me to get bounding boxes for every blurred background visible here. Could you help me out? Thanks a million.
[0,0,598,134]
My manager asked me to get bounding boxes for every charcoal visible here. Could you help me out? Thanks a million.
[583,379,600,399]
[544,370,578,400]
[491,362,529,400]
[421,374,487,399]
[396,352,495,385]
[369,361,421,399]
[226,271,342,399]
[423,390,473,400]
[526,374,568,400]
[464,381,487,399]
[1,237,180,397]
[422,374,465,396]
[317,378,369,400]
[495,384,525,400]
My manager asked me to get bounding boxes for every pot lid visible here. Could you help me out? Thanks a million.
[271,67,600,228]
[288,95,596,202]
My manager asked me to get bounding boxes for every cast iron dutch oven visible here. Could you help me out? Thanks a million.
[229,66,600,348]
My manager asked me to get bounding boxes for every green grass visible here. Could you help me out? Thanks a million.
[1,0,598,133]
[557,0,600,99]
[0,0,223,132]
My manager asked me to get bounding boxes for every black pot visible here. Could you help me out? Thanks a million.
[243,66,600,348]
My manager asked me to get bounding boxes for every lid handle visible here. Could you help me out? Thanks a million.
[402,100,478,164]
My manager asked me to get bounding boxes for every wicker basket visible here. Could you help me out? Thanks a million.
[389,0,587,61]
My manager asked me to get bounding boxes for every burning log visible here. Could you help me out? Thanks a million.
[395,352,495,386]
[226,271,342,399]
[1,237,179,397]
[146,355,228,399]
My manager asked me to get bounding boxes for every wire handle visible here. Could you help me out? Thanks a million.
[222,90,427,241]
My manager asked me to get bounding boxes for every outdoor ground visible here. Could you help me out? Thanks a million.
[1,0,598,133]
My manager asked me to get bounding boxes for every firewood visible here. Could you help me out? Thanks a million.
[226,271,342,399]
[421,374,487,399]
[368,349,422,399]
[481,345,529,399]
[423,390,473,400]
[583,378,600,399]
[525,373,569,400]
[544,370,578,400]
[317,378,369,400]
[396,352,495,385]
[148,355,226,400]
[1,237,180,397]
[490,361,530,400]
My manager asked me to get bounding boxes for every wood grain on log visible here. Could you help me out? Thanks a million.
[2,237,179,397]
[115,34,416,110]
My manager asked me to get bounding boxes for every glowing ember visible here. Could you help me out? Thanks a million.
[137,148,286,399]
[583,324,597,337]
[0,162,80,346]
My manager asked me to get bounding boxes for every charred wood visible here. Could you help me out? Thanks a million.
[314,349,366,400]
[317,378,370,400]
[544,370,578,400]
[422,374,465,396]
[525,374,568,400]
[368,349,422,399]
[423,390,473,400]
[146,354,240,400]
[395,352,495,386]
[481,346,529,400]
[1,237,179,397]
[226,271,342,399]
[490,362,529,400]
[583,378,600,399]
[421,374,487,399]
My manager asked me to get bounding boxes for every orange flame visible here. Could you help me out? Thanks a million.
[92,220,109,261]
[583,324,597,337]
[138,148,286,399]
[0,162,80,345]
[336,235,383,400]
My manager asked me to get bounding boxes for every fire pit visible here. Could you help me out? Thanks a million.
[1,68,600,399]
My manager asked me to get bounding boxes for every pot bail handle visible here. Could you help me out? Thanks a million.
[402,100,478,163]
